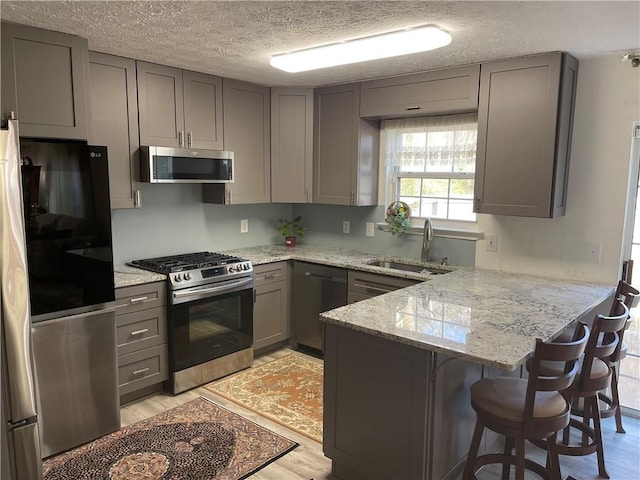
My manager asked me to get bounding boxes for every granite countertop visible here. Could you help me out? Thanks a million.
[320,267,613,372]
[114,244,614,371]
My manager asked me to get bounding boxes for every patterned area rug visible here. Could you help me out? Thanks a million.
[204,353,323,443]
[42,397,297,480]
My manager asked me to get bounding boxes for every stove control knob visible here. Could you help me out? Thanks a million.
[184,272,192,280]
[244,263,250,270]
[175,274,183,282]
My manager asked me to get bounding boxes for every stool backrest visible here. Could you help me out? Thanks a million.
[524,323,589,429]
[609,281,638,363]
[578,300,629,391]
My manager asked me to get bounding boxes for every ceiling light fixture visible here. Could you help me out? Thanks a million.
[270,25,452,73]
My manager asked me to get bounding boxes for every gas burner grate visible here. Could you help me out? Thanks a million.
[128,251,242,274]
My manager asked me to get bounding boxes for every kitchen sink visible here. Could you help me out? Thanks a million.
[367,260,450,275]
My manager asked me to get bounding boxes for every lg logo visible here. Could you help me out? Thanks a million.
[90,152,102,158]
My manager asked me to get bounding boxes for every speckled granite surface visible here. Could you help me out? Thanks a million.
[114,264,165,287]
[115,244,614,371]
[320,267,613,371]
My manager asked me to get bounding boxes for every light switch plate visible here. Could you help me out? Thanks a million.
[240,219,248,233]
[343,220,350,234]
[366,222,375,237]
[486,234,498,252]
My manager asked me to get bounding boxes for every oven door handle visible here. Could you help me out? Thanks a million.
[172,277,253,300]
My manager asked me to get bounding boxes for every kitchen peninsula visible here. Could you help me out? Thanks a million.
[115,245,614,480]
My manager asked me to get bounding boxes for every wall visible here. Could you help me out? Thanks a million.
[292,204,476,266]
[111,183,291,263]
[475,55,640,283]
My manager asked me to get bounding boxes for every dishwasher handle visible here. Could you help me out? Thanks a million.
[304,271,346,283]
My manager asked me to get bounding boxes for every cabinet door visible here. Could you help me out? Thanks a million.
[314,83,379,206]
[222,79,271,204]
[253,281,289,351]
[474,53,577,217]
[183,70,223,150]
[1,22,89,139]
[89,52,140,209]
[271,88,313,203]
[360,64,480,118]
[136,61,184,148]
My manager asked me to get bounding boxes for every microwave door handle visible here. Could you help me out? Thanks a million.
[173,277,253,299]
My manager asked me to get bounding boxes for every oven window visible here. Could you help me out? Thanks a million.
[170,287,253,372]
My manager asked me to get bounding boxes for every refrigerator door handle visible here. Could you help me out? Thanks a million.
[1,119,39,423]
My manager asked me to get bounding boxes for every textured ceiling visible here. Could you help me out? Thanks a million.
[1,1,638,87]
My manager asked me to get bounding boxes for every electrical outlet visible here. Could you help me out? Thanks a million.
[486,234,498,252]
[366,222,375,237]
[585,242,600,264]
[342,220,350,234]
[240,219,248,233]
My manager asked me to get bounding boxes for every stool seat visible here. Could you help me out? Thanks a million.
[471,378,568,422]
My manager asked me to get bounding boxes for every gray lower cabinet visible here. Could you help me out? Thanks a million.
[253,262,289,352]
[314,83,379,206]
[271,88,314,203]
[1,22,89,139]
[136,61,223,149]
[88,52,140,209]
[347,270,419,304]
[474,52,579,218]
[203,79,271,204]
[115,282,168,403]
[324,323,481,480]
[360,64,480,119]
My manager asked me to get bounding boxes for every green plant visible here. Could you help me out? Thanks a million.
[276,215,306,239]
[388,211,412,237]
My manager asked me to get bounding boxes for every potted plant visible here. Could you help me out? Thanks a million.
[386,201,412,237]
[276,215,306,247]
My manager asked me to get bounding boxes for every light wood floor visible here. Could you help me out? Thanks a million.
[120,348,640,480]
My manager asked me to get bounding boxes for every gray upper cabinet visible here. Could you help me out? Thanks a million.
[314,83,379,206]
[89,52,140,209]
[137,62,223,149]
[271,88,313,203]
[474,52,578,217]
[1,22,89,139]
[360,64,480,119]
[203,79,270,205]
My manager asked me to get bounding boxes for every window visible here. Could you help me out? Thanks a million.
[384,113,478,222]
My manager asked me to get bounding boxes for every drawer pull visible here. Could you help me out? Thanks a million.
[352,282,392,294]
[406,106,421,111]
[129,296,148,304]
[132,368,150,376]
[130,328,149,336]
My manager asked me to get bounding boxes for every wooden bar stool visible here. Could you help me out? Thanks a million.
[462,323,589,480]
[597,281,638,433]
[537,300,630,479]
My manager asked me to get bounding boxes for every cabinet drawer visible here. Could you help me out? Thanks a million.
[253,262,287,287]
[115,282,166,315]
[116,306,167,355]
[118,344,168,396]
[360,64,479,119]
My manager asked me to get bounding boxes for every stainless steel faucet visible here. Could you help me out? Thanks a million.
[421,217,433,263]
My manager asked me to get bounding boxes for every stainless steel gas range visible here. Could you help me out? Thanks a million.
[129,252,253,394]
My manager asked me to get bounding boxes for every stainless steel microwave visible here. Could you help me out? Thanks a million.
[140,146,234,183]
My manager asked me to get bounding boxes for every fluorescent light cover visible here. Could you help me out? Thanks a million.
[270,25,452,73]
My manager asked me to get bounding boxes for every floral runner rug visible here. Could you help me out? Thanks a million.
[204,352,323,443]
[42,397,297,480]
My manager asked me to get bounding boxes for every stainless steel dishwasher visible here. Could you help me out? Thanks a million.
[292,262,347,354]
[31,308,120,458]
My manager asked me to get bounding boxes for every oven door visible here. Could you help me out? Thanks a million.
[168,278,253,373]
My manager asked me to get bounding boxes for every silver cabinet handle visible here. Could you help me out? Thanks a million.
[132,368,149,376]
[187,132,192,148]
[352,282,392,294]
[129,296,148,304]
[304,272,346,283]
[178,130,184,147]
[130,328,149,336]
[406,106,421,111]
[133,190,141,208]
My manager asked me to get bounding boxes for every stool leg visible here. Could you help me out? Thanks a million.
[463,420,484,480]
[591,396,610,479]
[502,436,514,480]
[515,437,526,480]
[546,431,562,480]
[611,365,626,434]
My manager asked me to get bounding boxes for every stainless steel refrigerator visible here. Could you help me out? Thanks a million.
[1,120,42,479]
